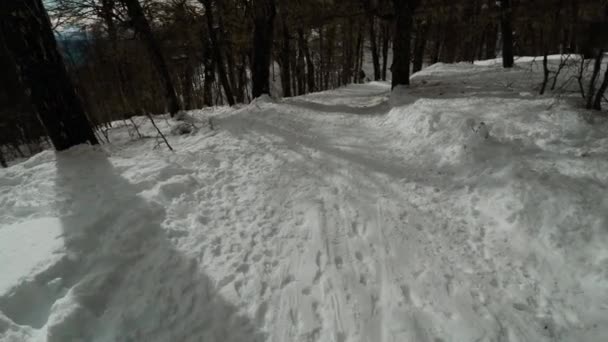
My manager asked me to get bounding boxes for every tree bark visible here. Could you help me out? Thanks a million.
[484,23,497,59]
[280,20,293,97]
[101,0,134,113]
[412,18,429,73]
[298,29,316,93]
[586,49,603,109]
[200,0,235,105]
[297,37,306,94]
[202,38,215,107]
[593,71,608,111]
[237,54,249,103]
[381,22,390,81]
[499,0,514,68]
[539,50,549,95]
[121,0,181,115]
[354,26,363,83]
[342,19,356,86]
[0,0,98,150]
[182,62,195,109]
[251,0,276,98]
[217,5,239,102]
[0,148,6,168]
[592,51,608,111]
[391,0,419,88]
[368,15,381,80]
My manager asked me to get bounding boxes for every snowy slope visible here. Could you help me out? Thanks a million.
[1,60,608,342]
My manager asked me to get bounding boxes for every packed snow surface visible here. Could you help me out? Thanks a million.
[1,61,608,342]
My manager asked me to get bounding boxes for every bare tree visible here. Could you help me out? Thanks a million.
[120,0,181,116]
[200,0,236,105]
[251,0,277,98]
[391,0,420,88]
[0,0,98,151]
[499,0,514,68]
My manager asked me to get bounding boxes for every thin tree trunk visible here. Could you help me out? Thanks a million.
[319,27,326,90]
[412,18,430,73]
[539,50,550,95]
[298,29,316,92]
[0,147,7,168]
[354,26,363,83]
[342,18,356,86]
[280,20,292,97]
[586,49,603,109]
[217,7,239,102]
[237,54,248,103]
[441,16,457,63]
[593,52,608,111]
[569,0,579,52]
[121,0,181,115]
[391,0,419,88]
[368,15,381,80]
[0,0,98,150]
[297,36,306,94]
[200,0,235,105]
[202,38,215,107]
[500,0,514,68]
[290,46,298,95]
[485,22,497,59]
[251,0,276,98]
[183,66,195,110]
[381,22,390,81]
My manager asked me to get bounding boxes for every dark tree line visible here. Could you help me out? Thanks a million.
[1,0,607,165]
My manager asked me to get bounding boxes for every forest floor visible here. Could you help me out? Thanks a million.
[1,60,608,342]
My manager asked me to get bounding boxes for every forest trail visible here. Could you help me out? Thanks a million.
[1,62,608,342]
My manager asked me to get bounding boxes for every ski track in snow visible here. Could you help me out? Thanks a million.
[1,62,608,342]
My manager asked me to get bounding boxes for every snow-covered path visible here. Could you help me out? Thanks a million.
[2,63,608,342]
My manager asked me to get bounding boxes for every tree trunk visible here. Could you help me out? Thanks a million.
[200,0,235,105]
[0,147,6,168]
[441,16,457,63]
[237,54,249,103]
[182,62,195,109]
[0,0,98,150]
[412,18,429,73]
[593,51,608,111]
[121,0,181,115]
[101,0,134,113]
[101,0,118,41]
[539,50,549,95]
[324,25,336,89]
[586,49,603,109]
[251,0,276,98]
[485,23,498,59]
[354,26,363,83]
[280,20,293,97]
[499,0,514,68]
[290,46,298,95]
[217,6,239,102]
[391,0,419,88]
[202,38,215,107]
[298,29,316,92]
[568,0,579,53]
[368,15,381,80]
[341,19,354,86]
[381,22,390,81]
[319,27,326,90]
[297,37,306,94]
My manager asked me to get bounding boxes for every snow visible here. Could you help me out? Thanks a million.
[2,59,608,342]
[0,218,63,295]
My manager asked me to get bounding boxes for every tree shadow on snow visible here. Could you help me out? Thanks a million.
[44,147,265,342]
